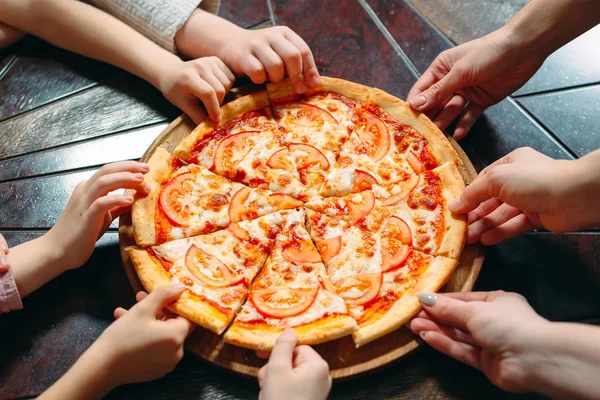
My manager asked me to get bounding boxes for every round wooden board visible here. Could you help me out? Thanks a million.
[118,87,485,380]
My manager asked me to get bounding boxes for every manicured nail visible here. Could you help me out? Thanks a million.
[309,75,321,87]
[409,95,426,109]
[419,331,428,341]
[448,197,460,212]
[417,292,438,306]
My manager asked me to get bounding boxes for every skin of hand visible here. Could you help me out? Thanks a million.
[0,233,9,272]
[175,9,320,94]
[412,291,600,399]
[407,0,600,139]
[449,147,600,245]
[0,22,24,48]
[39,285,193,400]
[257,329,331,400]
[8,161,149,297]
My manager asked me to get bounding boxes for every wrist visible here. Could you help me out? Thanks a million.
[562,153,600,229]
[36,233,70,273]
[148,53,183,92]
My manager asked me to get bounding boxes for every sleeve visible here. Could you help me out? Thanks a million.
[0,269,23,314]
[88,0,204,53]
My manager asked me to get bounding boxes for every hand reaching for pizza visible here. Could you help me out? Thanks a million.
[0,22,24,49]
[175,9,320,94]
[157,56,235,124]
[44,161,150,271]
[449,147,600,245]
[0,233,9,272]
[258,329,331,400]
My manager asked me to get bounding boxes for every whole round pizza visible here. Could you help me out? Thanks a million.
[127,77,467,350]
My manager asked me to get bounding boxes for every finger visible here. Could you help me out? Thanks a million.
[198,69,227,105]
[480,213,535,246]
[89,195,134,224]
[188,75,221,123]
[114,307,128,319]
[467,198,502,224]
[109,204,133,220]
[178,99,208,125]
[447,166,507,214]
[292,345,323,368]
[86,161,149,188]
[255,350,271,359]
[269,37,305,92]
[253,45,285,83]
[454,103,485,140]
[0,234,9,271]
[0,233,8,253]
[164,315,195,338]
[241,55,267,84]
[134,284,186,316]
[0,23,25,49]
[440,291,496,302]
[410,317,478,346]
[258,365,267,389]
[268,328,298,371]
[421,330,481,370]
[283,29,320,88]
[416,292,472,329]
[407,68,437,102]
[86,171,149,202]
[432,95,467,132]
[467,203,522,244]
[408,66,463,111]
[413,309,465,331]
[211,61,235,92]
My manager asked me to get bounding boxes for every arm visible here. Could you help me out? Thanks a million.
[0,22,24,48]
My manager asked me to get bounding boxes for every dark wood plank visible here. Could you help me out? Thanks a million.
[0,75,178,161]
[516,85,600,157]
[368,0,452,73]
[271,0,418,99]
[0,37,122,122]
[0,123,167,182]
[218,0,270,28]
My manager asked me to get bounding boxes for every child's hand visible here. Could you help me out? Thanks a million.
[157,57,235,124]
[258,329,331,400]
[0,22,24,49]
[0,233,9,272]
[45,161,149,271]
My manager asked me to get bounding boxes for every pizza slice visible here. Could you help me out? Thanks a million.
[127,211,288,334]
[131,147,302,246]
[225,209,357,350]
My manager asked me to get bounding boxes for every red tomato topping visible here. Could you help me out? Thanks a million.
[276,102,338,126]
[381,174,420,206]
[228,187,252,223]
[318,276,338,293]
[251,287,318,318]
[212,131,260,175]
[289,143,330,170]
[267,148,294,170]
[283,241,322,264]
[315,237,342,265]
[270,193,303,209]
[407,151,425,174]
[356,110,390,162]
[185,245,244,287]
[227,222,249,240]
[352,169,378,192]
[348,191,375,223]
[159,172,193,227]
[335,273,382,306]
[381,216,413,272]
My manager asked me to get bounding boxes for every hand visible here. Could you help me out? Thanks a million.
[411,291,548,393]
[406,28,546,139]
[258,329,331,400]
[157,57,235,124]
[44,161,150,270]
[0,233,9,272]
[0,22,24,48]
[449,147,600,245]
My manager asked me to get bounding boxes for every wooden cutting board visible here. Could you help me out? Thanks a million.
[118,86,484,380]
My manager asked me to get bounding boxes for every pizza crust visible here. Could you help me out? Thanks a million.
[127,246,231,334]
[353,255,458,347]
[368,88,461,167]
[224,314,358,350]
[434,162,467,260]
[267,76,372,103]
[131,147,172,246]
[174,91,270,161]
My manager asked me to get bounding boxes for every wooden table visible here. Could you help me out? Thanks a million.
[1,1,598,399]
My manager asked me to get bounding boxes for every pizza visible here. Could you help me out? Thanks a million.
[126,77,467,350]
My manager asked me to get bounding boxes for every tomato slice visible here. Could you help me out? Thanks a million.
[276,102,338,126]
[212,131,260,175]
[356,110,390,162]
[251,287,318,318]
[348,191,375,223]
[318,276,338,293]
[159,172,193,227]
[283,241,322,264]
[185,245,245,287]
[384,216,412,244]
[315,237,342,264]
[289,143,330,170]
[381,216,412,272]
[407,151,425,174]
[228,187,253,223]
[335,273,382,306]
[352,169,378,192]
[381,174,420,206]
[267,148,294,170]
[270,193,303,209]
[227,222,249,240]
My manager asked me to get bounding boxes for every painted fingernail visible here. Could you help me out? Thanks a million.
[419,331,428,341]
[309,75,321,87]
[417,292,438,306]
[409,95,426,109]
[448,197,460,211]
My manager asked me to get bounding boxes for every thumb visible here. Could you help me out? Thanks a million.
[416,292,472,330]
[267,328,298,371]
[409,68,464,111]
[135,283,186,316]
[448,169,504,214]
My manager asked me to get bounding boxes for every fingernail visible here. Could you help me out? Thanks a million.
[419,331,428,341]
[448,198,460,212]
[124,196,134,202]
[296,80,307,93]
[409,95,426,109]
[417,292,438,306]
[140,163,150,172]
[174,283,186,291]
[143,182,151,192]
[134,173,144,181]
[309,75,321,87]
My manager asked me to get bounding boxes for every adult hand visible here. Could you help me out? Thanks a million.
[258,329,331,400]
[407,29,545,139]
[411,291,548,393]
[449,147,600,245]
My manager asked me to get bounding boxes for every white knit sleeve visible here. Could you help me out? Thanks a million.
[89,0,203,53]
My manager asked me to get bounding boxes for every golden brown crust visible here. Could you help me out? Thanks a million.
[131,147,172,246]
[368,88,461,167]
[224,314,358,350]
[127,246,231,334]
[174,91,270,161]
[353,256,458,347]
[267,76,372,103]
[434,162,467,260]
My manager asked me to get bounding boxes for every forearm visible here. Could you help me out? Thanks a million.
[525,322,600,400]
[502,0,600,58]
[0,0,181,89]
